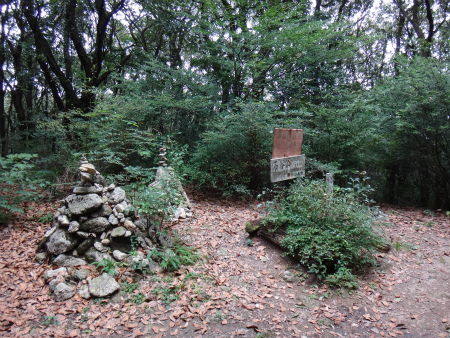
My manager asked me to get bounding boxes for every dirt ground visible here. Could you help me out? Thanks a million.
[1,192,449,337]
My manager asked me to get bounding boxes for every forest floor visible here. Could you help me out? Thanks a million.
[1,190,450,338]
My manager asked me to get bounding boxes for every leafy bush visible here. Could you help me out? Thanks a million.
[264,179,383,287]
[147,236,199,272]
[0,154,47,219]
[187,102,275,196]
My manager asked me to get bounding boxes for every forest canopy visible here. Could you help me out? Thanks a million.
[1,0,450,208]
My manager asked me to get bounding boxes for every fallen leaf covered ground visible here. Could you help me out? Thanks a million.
[0,192,449,337]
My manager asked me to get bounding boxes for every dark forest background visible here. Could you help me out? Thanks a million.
[1,0,450,209]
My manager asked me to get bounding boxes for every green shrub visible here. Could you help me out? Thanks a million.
[91,258,123,276]
[0,153,47,218]
[264,179,383,287]
[187,102,275,196]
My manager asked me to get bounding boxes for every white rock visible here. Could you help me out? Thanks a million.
[44,267,68,282]
[68,221,80,233]
[114,204,124,214]
[108,214,119,225]
[123,220,136,231]
[78,284,91,299]
[88,273,120,297]
[112,250,128,261]
[53,283,76,302]
[94,242,108,253]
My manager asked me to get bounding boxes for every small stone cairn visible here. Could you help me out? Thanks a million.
[35,156,172,302]
[151,146,192,221]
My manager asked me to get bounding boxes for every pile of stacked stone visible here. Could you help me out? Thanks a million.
[35,156,166,301]
[150,166,193,221]
[150,146,192,221]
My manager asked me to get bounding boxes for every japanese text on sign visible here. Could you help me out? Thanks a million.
[270,155,305,183]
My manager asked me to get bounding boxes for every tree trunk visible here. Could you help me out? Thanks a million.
[0,9,8,157]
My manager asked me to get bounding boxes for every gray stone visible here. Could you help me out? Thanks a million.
[111,226,126,237]
[49,278,62,291]
[66,194,103,215]
[76,231,90,239]
[126,252,144,266]
[53,254,87,267]
[125,230,132,237]
[112,250,128,261]
[57,215,70,227]
[46,229,80,255]
[108,187,126,204]
[53,283,76,302]
[79,163,96,175]
[76,237,95,255]
[78,284,91,299]
[137,236,147,248]
[295,293,320,309]
[44,267,68,282]
[68,221,80,233]
[144,237,153,247]
[80,172,94,184]
[88,273,120,298]
[93,173,106,187]
[106,184,116,191]
[80,217,110,233]
[35,252,48,264]
[123,219,136,231]
[174,208,186,220]
[84,247,110,263]
[158,233,173,248]
[282,271,297,283]
[101,239,110,246]
[117,213,125,220]
[73,186,103,194]
[134,218,148,232]
[91,204,112,218]
[54,283,76,301]
[110,291,125,304]
[74,268,91,281]
[94,241,108,253]
[43,225,58,239]
[108,214,119,226]
[114,204,124,214]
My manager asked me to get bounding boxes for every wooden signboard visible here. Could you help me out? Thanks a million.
[272,128,303,159]
[271,155,305,183]
[271,128,305,183]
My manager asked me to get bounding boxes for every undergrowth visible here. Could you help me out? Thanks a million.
[264,178,384,288]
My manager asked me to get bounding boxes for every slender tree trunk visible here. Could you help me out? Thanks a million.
[0,10,8,157]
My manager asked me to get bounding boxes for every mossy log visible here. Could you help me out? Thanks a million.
[259,223,287,248]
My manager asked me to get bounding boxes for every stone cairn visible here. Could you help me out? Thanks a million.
[159,146,167,167]
[35,156,175,302]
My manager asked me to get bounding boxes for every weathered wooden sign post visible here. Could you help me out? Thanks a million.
[270,128,305,183]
